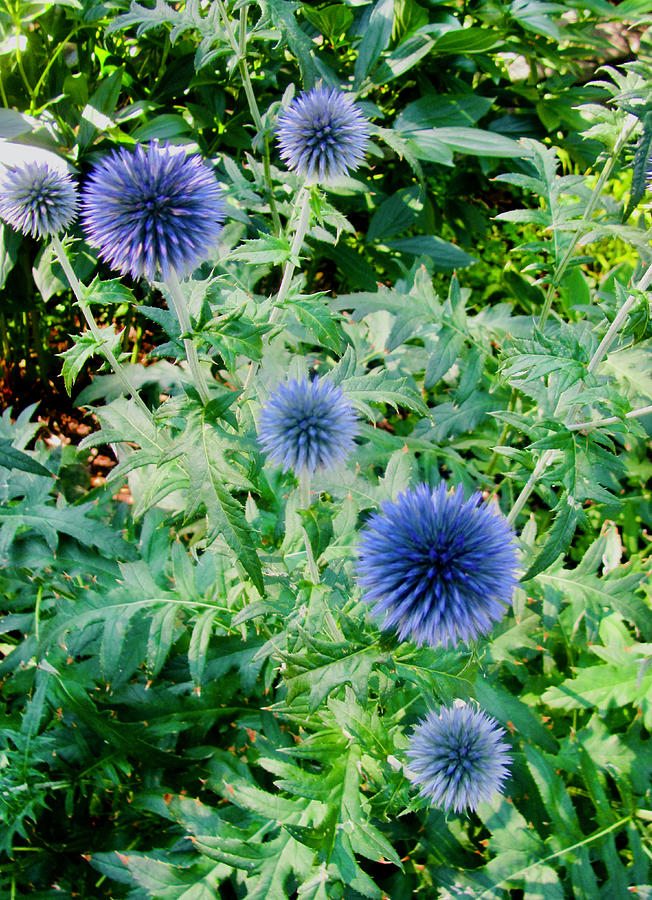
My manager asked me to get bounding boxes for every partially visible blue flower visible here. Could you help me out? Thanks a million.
[276,86,369,182]
[0,162,78,238]
[258,376,358,475]
[81,142,225,281]
[356,483,519,649]
[406,704,511,813]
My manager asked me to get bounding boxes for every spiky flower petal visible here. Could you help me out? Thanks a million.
[357,483,519,649]
[406,704,511,813]
[276,86,369,182]
[258,376,358,475]
[0,162,78,238]
[81,141,225,281]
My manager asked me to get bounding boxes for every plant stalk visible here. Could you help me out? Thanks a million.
[538,118,637,329]
[299,471,320,584]
[274,185,312,318]
[51,235,152,419]
[507,449,558,527]
[165,268,212,405]
[587,261,652,375]
[216,0,281,233]
[568,403,652,433]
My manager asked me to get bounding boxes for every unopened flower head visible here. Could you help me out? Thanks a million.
[0,162,78,239]
[276,86,369,182]
[356,483,519,649]
[406,704,511,813]
[81,141,225,281]
[258,376,358,475]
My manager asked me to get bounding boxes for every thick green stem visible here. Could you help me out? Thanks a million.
[165,269,211,405]
[299,471,320,584]
[274,186,312,317]
[51,235,152,419]
[538,118,637,329]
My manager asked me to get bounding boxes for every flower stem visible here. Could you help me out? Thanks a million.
[165,269,211,406]
[538,118,637,329]
[216,0,281,234]
[51,234,152,419]
[299,471,320,584]
[587,262,652,375]
[569,403,652,433]
[274,185,312,318]
[506,449,559,527]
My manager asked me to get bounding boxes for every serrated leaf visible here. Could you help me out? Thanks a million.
[424,327,465,389]
[291,300,343,353]
[60,327,123,395]
[229,237,291,265]
[185,418,263,594]
[340,371,428,417]
[0,501,137,558]
[188,608,217,688]
[146,605,177,678]
[0,440,52,477]
[523,492,585,579]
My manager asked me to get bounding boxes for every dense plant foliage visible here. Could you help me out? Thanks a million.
[1,0,652,898]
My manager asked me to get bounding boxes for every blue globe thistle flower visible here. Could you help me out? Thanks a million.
[406,704,511,813]
[0,162,78,239]
[356,483,519,649]
[258,376,358,475]
[81,142,225,281]
[276,86,369,182]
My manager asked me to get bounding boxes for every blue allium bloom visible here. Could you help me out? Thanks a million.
[81,141,225,281]
[258,377,358,475]
[0,162,78,238]
[276,86,369,182]
[357,483,519,649]
[406,704,511,813]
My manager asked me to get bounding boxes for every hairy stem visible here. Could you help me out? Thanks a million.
[216,0,281,233]
[587,261,652,375]
[51,235,152,419]
[299,471,320,584]
[568,403,652,433]
[165,269,211,405]
[274,185,312,317]
[506,449,558,527]
[538,118,637,329]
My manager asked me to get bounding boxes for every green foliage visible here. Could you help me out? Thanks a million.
[1,0,652,898]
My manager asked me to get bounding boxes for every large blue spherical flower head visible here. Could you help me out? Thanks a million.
[356,483,519,649]
[276,86,369,182]
[258,376,358,475]
[0,162,78,239]
[81,142,225,281]
[406,704,511,813]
